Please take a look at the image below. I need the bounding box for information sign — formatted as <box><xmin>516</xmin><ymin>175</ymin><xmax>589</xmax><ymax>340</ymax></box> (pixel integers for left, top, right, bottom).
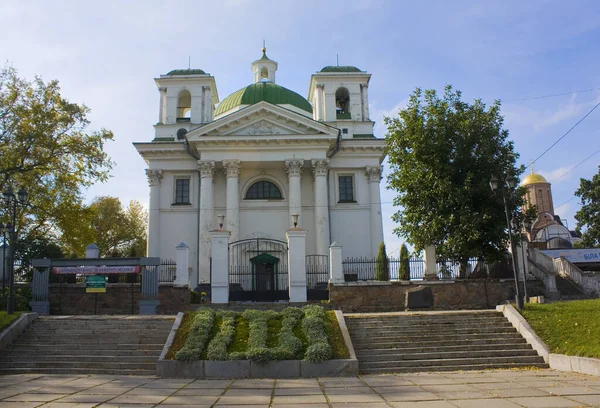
<box><xmin>86</xmin><ymin>275</ymin><xmax>107</xmax><ymax>293</ymax></box>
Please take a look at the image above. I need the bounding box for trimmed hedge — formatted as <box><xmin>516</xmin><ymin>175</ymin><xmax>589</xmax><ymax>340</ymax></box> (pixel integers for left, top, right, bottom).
<box><xmin>206</xmin><ymin>310</ymin><xmax>237</xmax><ymax>360</ymax></box>
<box><xmin>175</xmin><ymin>308</ymin><xmax>215</xmax><ymax>361</ymax></box>
<box><xmin>302</xmin><ymin>305</ymin><xmax>332</xmax><ymax>362</ymax></box>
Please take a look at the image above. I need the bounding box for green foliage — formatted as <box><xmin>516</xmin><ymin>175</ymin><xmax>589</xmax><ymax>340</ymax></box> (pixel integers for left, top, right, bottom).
<box><xmin>0</xmin><ymin>311</ymin><xmax>22</xmax><ymax>331</ymax></box>
<box><xmin>399</xmin><ymin>243</ymin><xmax>410</xmax><ymax>280</ymax></box>
<box><xmin>324</xmin><ymin>311</ymin><xmax>350</xmax><ymax>359</ymax></box>
<box><xmin>385</xmin><ymin>86</ymin><xmax>524</xmax><ymax>263</ymax></box>
<box><xmin>375</xmin><ymin>242</ymin><xmax>389</xmax><ymax>281</ymax></box>
<box><xmin>190</xmin><ymin>291</ymin><xmax>202</xmax><ymax>304</ymax></box>
<box><xmin>521</xmin><ymin>299</ymin><xmax>600</xmax><ymax>358</ymax></box>
<box><xmin>302</xmin><ymin>305</ymin><xmax>332</xmax><ymax>362</ymax></box>
<box><xmin>206</xmin><ymin>311</ymin><xmax>237</xmax><ymax>360</ymax></box>
<box><xmin>175</xmin><ymin>308</ymin><xmax>215</xmax><ymax>361</ymax></box>
<box><xmin>243</xmin><ymin>309</ymin><xmax>275</xmax><ymax>363</ymax></box>
<box><xmin>0</xmin><ymin>287</ymin><xmax>31</xmax><ymax>312</ymax></box>
<box><xmin>60</xmin><ymin>196</ymin><xmax>148</xmax><ymax>258</ymax></box>
<box><xmin>0</xmin><ymin>64</ymin><xmax>113</xmax><ymax>247</ymax></box>
<box><xmin>574</xmin><ymin>165</ymin><xmax>600</xmax><ymax>248</ymax></box>
<box><xmin>165</xmin><ymin>312</ymin><xmax>194</xmax><ymax>360</ymax></box>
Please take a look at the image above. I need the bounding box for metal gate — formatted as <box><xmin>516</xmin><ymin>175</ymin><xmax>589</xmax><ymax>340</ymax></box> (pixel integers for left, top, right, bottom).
<box><xmin>229</xmin><ymin>238</ymin><xmax>289</xmax><ymax>302</ymax></box>
<box><xmin>306</xmin><ymin>255</ymin><xmax>329</xmax><ymax>300</ymax></box>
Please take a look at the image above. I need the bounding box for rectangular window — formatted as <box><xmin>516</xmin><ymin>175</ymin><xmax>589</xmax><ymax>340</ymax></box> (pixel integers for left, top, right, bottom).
<box><xmin>174</xmin><ymin>178</ymin><xmax>190</xmax><ymax>204</ymax></box>
<box><xmin>338</xmin><ymin>175</ymin><xmax>355</xmax><ymax>202</ymax></box>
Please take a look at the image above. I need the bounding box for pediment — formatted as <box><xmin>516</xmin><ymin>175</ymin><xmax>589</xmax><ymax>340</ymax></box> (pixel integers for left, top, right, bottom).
<box><xmin>186</xmin><ymin>101</ymin><xmax>338</xmax><ymax>140</ymax></box>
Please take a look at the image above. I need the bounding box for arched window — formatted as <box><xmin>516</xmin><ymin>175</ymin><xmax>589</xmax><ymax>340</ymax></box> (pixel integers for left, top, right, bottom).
<box><xmin>335</xmin><ymin>87</ymin><xmax>350</xmax><ymax>119</ymax></box>
<box><xmin>245</xmin><ymin>181</ymin><xmax>283</xmax><ymax>200</ymax></box>
<box><xmin>260</xmin><ymin>67</ymin><xmax>269</xmax><ymax>81</ymax></box>
<box><xmin>177</xmin><ymin>90</ymin><xmax>191</xmax><ymax>121</ymax></box>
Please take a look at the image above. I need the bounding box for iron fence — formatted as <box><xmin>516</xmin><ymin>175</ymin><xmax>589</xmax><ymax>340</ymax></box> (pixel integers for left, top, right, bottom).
<box><xmin>306</xmin><ymin>255</ymin><xmax>329</xmax><ymax>300</ymax></box>
<box><xmin>158</xmin><ymin>258</ymin><xmax>176</xmax><ymax>282</ymax></box>
<box><xmin>343</xmin><ymin>256</ymin><xmax>513</xmax><ymax>281</ymax></box>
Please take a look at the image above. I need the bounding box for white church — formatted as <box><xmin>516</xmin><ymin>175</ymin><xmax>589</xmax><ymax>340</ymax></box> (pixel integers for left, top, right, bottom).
<box><xmin>134</xmin><ymin>48</ymin><xmax>385</xmax><ymax>297</ymax></box>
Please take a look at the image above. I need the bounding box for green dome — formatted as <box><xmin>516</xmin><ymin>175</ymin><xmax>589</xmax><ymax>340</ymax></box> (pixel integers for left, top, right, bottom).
<box><xmin>166</xmin><ymin>69</ymin><xmax>207</xmax><ymax>75</ymax></box>
<box><xmin>320</xmin><ymin>66</ymin><xmax>362</xmax><ymax>73</ymax></box>
<box><xmin>215</xmin><ymin>82</ymin><xmax>312</xmax><ymax>116</ymax></box>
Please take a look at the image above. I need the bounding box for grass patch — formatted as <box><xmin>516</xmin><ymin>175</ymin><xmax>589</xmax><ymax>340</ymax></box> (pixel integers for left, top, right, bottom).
<box><xmin>0</xmin><ymin>312</ymin><xmax>22</xmax><ymax>332</ymax></box>
<box><xmin>325</xmin><ymin>311</ymin><xmax>350</xmax><ymax>359</ymax></box>
<box><xmin>201</xmin><ymin>314</ymin><xmax>223</xmax><ymax>360</ymax></box>
<box><xmin>266</xmin><ymin>317</ymin><xmax>282</xmax><ymax>348</ymax></box>
<box><xmin>293</xmin><ymin>319</ymin><xmax>308</xmax><ymax>350</ymax></box>
<box><xmin>521</xmin><ymin>299</ymin><xmax>600</xmax><ymax>358</ymax></box>
<box><xmin>229</xmin><ymin>315</ymin><xmax>249</xmax><ymax>354</ymax></box>
<box><xmin>165</xmin><ymin>312</ymin><xmax>194</xmax><ymax>360</ymax></box>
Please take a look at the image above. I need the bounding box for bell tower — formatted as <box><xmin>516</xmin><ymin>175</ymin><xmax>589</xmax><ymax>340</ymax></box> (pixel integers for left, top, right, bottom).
<box><xmin>251</xmin><ymin>46</ymin><xmax>278</xmax><ymax>83</ymax></box>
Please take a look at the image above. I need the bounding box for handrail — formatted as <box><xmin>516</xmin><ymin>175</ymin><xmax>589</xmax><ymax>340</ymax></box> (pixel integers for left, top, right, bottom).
<box><xmin>553</xmin><ymin>256</ymin><xmax>600</xmax><ymax>296</ymax></box>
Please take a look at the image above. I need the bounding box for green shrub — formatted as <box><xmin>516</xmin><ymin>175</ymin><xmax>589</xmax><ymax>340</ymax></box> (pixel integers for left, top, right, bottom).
<box><xmin>190</xmin><ymin>291</ymin><xmax>202</xmax><ymax>304</ymax></box>
<box><xmin>242</xmin><ymin>309</ymin><xmax>276</xmax><ymax>363</ymax></box>
<box><xmin>206</xmin><ymin>311</ymin><xmax>237</xmax><ymax>360</ymax></box>
<box><xmin>301</xmin><ymin>305</ymin><xmax>332</xmax><ymax>362</ymax></box>
<box><xmin>399</xmin><ymin>243</ymin><xmax>410</xmax><ymax>280</ymax></box>
<box><xmin>274</xmin><ymin>307</ymin><xmax>304</xmax><ymax>360</ymax></box>
<box><xmin>175</xmin><ymin>308</ymin><xmax>215</xmax><ymax>361</ymax></box>
<box><xmin>375</xmin><ymin>242</ymin><xmax>389</xmax><ymax>281</ymax></box>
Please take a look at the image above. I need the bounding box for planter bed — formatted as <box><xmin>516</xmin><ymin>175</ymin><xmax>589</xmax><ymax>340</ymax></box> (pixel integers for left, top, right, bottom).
<box><xmin>157</xmin><ymin>306</ymin><xmax>358</xmax><ymax>378</ymax></box>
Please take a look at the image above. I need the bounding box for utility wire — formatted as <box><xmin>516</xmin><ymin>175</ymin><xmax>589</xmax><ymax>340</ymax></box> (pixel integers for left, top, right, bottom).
<box><xmin>526</xmin><ymin>101</ymin><xmax>600</xmax><ymax>170</ymax></box>
<box><xmin>503</xmin><ymin>86</ymin><xmax>600</xmax><ymax>103</ymax></box>
<box><xmin>551</xmin><ymin>147</ymin><xmax>600</xmax><ymax>210</ymax></box>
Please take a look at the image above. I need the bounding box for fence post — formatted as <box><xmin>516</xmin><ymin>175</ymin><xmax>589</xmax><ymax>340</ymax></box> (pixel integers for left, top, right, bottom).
<box><xmin>424</xmin><ymin>245</ymin><xmax>438</xmax><ymax>280</ymax></box>
<box><xmin>85</xmin><ymin>243</ymin><xmax>100</xmax><ymax>259</ymax></box>
<box><xmin>210</xmin><ymin>230</ymin><xmax>230</xmax><ymax>304</ymax></box>
<box><xmin>140</xmin><ymin>257</ymin><xmax>160</xmax><ymax>314</ymax></box>
<box><xmin>30</xmin><ymin>258</ymin><xmax>51</xmax><ymax>315</ymax></box>
<box><xmin>329</xmin><ymin>242</ymin><xmax>344</xmax><ymax>283</ymax></box>
<box><xmin>174</xmin><ymin>242</ymin><xmax>190</xmax><ymax>287</ymax></box>
<box><xmin>286</xmin><ymin>227</ymin><xmax>308</xmax><ymax>303</ymax></box>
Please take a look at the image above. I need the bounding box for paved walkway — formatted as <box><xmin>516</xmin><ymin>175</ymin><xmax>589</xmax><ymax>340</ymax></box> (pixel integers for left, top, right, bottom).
<box><xmin>0</xmin><ymin>369</ymin><xmax>599</xmax><ymax>407</ymax></box>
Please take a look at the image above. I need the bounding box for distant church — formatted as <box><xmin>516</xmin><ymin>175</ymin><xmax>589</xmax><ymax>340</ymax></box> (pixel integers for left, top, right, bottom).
<box><xmin>521</xmin><ymin>170</ymin><xmax>582</xmax><ymax>249</ymax></box>
<box><xmin>134</xmin><ymin>48</ymin><xmax>385</xmax><ymax>288</ymax></box>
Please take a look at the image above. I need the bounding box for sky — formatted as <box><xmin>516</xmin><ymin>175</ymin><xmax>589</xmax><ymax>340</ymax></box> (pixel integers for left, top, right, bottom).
<box><xmin>2</xmin><ymin>0</ymin><xmax>600</xmax><ymax>257</ymax></box>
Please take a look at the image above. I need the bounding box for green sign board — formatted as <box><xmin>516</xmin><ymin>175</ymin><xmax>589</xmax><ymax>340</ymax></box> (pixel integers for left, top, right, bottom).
<box><xmin>86</xmin><ymin>275</ymin><xmax>106</xmax><ymax>293</ymax></box>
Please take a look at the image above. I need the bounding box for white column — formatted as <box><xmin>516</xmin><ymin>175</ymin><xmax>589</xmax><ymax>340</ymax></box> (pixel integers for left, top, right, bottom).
<box><xmin>174</xmin><ymin>242</ymin><xmax>190</xmax><ymax>287</ymax></box>
<box><xmin>203</xmin><ymin>86</ymin><xmax>212</xmax><ymax>122</ymax></box>
<box><xmin>312</xmin><ymin>159</ymin><xmax>330</xmax><ymax>255</ymax></box>
<box><xmin>145</xmin><ymin>169</ymin><xmax>163</xmax><ymax>257</ymax></box>
<box><xmin>329</xmin><ymin>242</ymin><xmax>344</xmax><ymax>283</ymax></box>
<box><xmin>424</xmin><ymin>245</ymin><xmax>438</xmax><ymax>281</ymax></box>
<box><xmin>360</xmin><ymin>84</ymin><xmax>369</xmax><ymax>120</ymax></box>
<box><xmin>222</xmin><ymin>159</ymin><xmax>241</xmax><ymax>242</ymax></box>
<box><xmin>198</xmin><ymin>160</ymin><xmax>215</xmax><ymax>284</ymax></box>
<box><xmin>210</xmin><ymin>230</ymin><xmax>230</xmax><ymax>303</ymax></box>
<box><xmin>85</xmin><ymin>244</ymin><xmax>99</xmax><ymax>259</ymax></box>
<box><xmin>365</xmin><ymin>166</ymin><xmax>384</xmax><ymax>256</ymax></box>
<box><xmin>285</xmin><ymin>159</ymin><xmax>303</xmax><ymax>228</ymax></box>
<box><xmin>158</xmin><ymin>87</ymin><xmax>167</xmax><ymax>124</ymax></box>
<box><xmin>315</xmin><ymin>84</ymin><xmax>324</xmax><ymax>121</ymax></box>
<box><xmin>286</xmin><ymin>228</ymin><xmax>308</xmax><ymax>303</ymax></box>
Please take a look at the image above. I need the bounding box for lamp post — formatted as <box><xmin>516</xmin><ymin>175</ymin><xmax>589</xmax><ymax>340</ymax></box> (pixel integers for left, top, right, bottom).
<box><xmin>1</xmin><ymin>186</ymin><xmax>28</xmax><ymax>314</ymax></box>
<box><xmin>490</xmin><ymin>175</ymin><xmax>524</xmax><ymax>310</ymax></box>
<box><xmin>512</xmin><ymin>216</ymin><xmax>533</xmax><ymax>304</ymax></box>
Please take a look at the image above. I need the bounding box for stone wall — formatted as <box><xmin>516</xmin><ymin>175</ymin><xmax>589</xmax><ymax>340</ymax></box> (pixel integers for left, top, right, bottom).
<box><xmin>48</xmin><ymin>283</ymin><xmax>190</xmax><ymax>315</ymax></box>
<box><xmin>329</xmin><ymin>280</ymin><xmax>544</xmax><ymax>312</ymax></box>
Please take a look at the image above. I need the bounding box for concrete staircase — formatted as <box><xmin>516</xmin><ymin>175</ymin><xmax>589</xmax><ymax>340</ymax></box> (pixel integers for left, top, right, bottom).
<box><xmin>345</xmin><ymin>310</ymin><xmax>548</xmax><ymax>374</ymax></box>
<box><xmin>0</xmin><ymin>315</ymin><xmax>174</xmax><ymax>375</ymax></box>
<box><xmin>555</xmin><ymin>276</ymin><xmax>589</xmax><ymax>300</ymax></box>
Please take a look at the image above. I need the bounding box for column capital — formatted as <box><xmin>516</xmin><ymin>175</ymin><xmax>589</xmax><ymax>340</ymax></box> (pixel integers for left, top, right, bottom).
<box><xmin>316</xmin><ymin>84</ymin><xmax>325</xmax><ymax>90</ymax></box>
<box><xmin>158</xmin><ymin>87</ymin><xmax>167</xmax><ymax>93</ymax></box>
<box><xmin>285</xmin><ymin>159</ymin><xmax>304</xmax><ymax>177</ymax></box>
<box><xmin>198</xmin><ymin>160</ymin><xmax>215</xmax><ymax>178</ymax></box>
<box><xmin>360</xmin><ymin>83</ymin><xmax>369</xmax><ymax>89</ymax></box>
<box><xmin>365</xmin><ymin>166</ymin><xmax>383</xmax><ymax>182</ymax></box>
<box><xmin>145</xmin><ymin>169</ymin><xmax>163</xmax><ymax>186</ymax></box>
<box><xmin>311</xmin><ymin>159</ymin><xmax>330</xmax><ymax>178</ymax></box>
<box><xmin>222</xmin><ymin>159</ymin><xmax>241</xmax><ymax>178</ymax></box>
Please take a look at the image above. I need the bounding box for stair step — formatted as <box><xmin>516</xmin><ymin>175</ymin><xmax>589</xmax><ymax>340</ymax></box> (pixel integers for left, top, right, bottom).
<box><xmin>359</xmin><ymin>362</ymin><xmax>549</xmax><ymax>374</ymax></box>
<box><xmin>1</xmin><ymin>361</ymin><xmax>157</xmax><ymax>369</ymax></box>
<box><xmin>0</xmin><ymin>355</ymin><xmax>159</xmax><ymax>363</ymax></box>
<box><xmin>0</xmin><ymin>368</ymin><xmax>157</xmax><ymax>376</ymax></box>
<box><xmin>350</xmin><ymin>333</ymin><xmax>524</xmax><ymax>344</ymax></box>
<box><xmin>349</xmin><ymin>327</ymin><xmax>516</xmax><ymax>337</ymax></box>
<box><xmin>355</xmin><ymin>343</ymin><xmax>532</xmax><ymax>354</ymax></box>
<box><xmin>2</xmin><ymin>348</ymin><xmax>162</xmax><ymax>356</ymax></box>
<box><xmin>359</xmin><ymin>355</ymin><xmax>545</xmax><ymax>369</ymax></box>
<box><xmin>357</xmin><ymin>349</ymin><xmax>540</xmax><ymax>362</ymax></box>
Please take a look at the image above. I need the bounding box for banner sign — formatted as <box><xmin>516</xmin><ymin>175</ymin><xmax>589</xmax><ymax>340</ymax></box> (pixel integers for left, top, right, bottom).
<box><xmin>86</xmin><ymin>276</ymin><xmax>106</xmax><ymax>293</ymax></box>
<box><xmin>541</xmin><ymin>248</ymin><xmax>600</xmax><ymax>263</ymax></box>
<box><xmin>52</xmin><ymin>266</ymin><xmax>141</xmax><ymax>275</ymax></box>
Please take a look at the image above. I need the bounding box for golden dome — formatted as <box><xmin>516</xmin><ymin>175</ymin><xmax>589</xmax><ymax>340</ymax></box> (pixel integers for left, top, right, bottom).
<box><xmin>521</xmin><ymin>172</ymin><xmax>548</xmax><ymax>186</ymax></box>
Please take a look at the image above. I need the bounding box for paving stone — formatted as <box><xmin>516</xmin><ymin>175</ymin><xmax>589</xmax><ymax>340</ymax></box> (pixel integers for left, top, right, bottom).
<box><xmin>507</xmin><ymin>396</ymin><xmax>583</xmax><ymax>407</ymax></box>
<box><xmin>229</xmin><ymin>379</ymin><xmax>274</xmax><ymax>389</ymax></box>
<box><xmin>57</xmin><ymin>394</ymin><xmax>117</xmax><ymax>403</ymax></box>
<box><xmin>325</xmin><ymin>386</ymin><xmax>376</xmax><ymax>395</ymax></box>
<box><xmin>3</xmin><ymin>393</ymin><xmax>62</xmax><ymax>402</ymax></box>
<box><xmin>160</xmin><ymin>395</ymin><xmax>220</xmax><ymax>405</ymax></box>
<box><xmin>326</xmin><ymin>393</ymin><xmax>385</xmax><ymax>403</ymax></box>
<box><xmin>539</xmin><ymin>386</ymin><xmax>600</xmax><ymax>395</ymax></box>
<box><xmin>450</xmin><ymin>399</ymin><xmax>524</xmax><ymax>408</ymax></box>
<box><xmin>566</xmin><ymin>394</ymin><xmax>600</xmax><ymax>405</ymax></box>
<box><xmin>390</xmin><ymin>402</ymin><xmax>460</xmax><ymax>408</ymax></box>
<box><xmin>489</xmin><ymin>388</ymin><xmax>552</xmax><ymax>398</ymax></box>
<box><xmin>108</xmin><ymin>394</ymin><xmax>168</xmax><ymax>404</ymax></box>
<box><xmin>273</xmin><ymin>387</ymin><xmax>323</xmax><ymax>396</ymax></box>
<box><xmin>216</xmin><ymin>395</ymin><xmax>272</xmax><ymax>405</ymax></box>
<box><xmin>361</xmin><ymin>375</ymin><xmax>415</xmax><ymax>387</ymax></box>
<box><xmin>271</xmin><ymin>394</ymin><xmax>327</xmax><ymax>404</ymax></box>
<box><xmin>185</xmin><ymin>379</ymin><xmax>233</xmax><ymax>389</ymax></box>
<box><xmin>123</xmin><ymin>387</ymin><xmax>176</xmax><ymax>396</ymax></box>
<box><xmin>0</xmin><ymin>403</ymin><xmax>40</xmax><ymax>408</ymax></box>
<box><xmin>275</xmin><ymin>379</ymin><xmax>319</xmax><ymax>388</ymax></box>
<box><xmin>172</xmin><ymin>388</ymin><xmax>225</xmax><ymax>396</ymax></box>
<box><xmin>223</xmin><ymin>389</ymin><xmax>273</xmax><ymax>397</ymax></box>
<box><xmin>273</xmin><ymin>404</ymin><xmax>328</xmax><ymax>408</ymax></box>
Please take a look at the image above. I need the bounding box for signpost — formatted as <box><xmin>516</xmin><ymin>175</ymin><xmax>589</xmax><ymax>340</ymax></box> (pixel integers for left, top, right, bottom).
<box><xmin>86</xmin><ymin>276</ymin><xmax>106</xmax><ymax>293</ymax></box>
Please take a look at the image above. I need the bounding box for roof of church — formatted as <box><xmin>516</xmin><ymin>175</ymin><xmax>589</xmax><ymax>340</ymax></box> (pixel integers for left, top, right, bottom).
<box><xmin>320</xmin><ymin>66</ymin><xmax>362</xmax><ymax>73</ymax></box>
<box><xmin>215</xmin><ymin>82</ymin><xmax>313</xmax><ymax>116</ymax></box>
<box><xmin>166</xmin><ymin>69</ymin><xmax>207</xmax><ymax>76</ymax></box>
<box><xmin>521</xmin><ymin>171</ymin><xmax>548</xmax><ymax>186</ymax></box>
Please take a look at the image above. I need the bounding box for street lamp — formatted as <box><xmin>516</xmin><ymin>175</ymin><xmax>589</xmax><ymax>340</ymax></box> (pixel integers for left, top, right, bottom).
<box><xmin>490</xmin><ymin>175</ymin><xmax>524</xmax><ymax>310</ymax></box>
<box><xmin>1</xmin><ymin>186</ymin><xmax>28</xmax><ymax>314</ymax></box>
<box><xmin>512</xmin><ymin>216</ymin><xmax>533</xmax><ymax>303</ymax></box>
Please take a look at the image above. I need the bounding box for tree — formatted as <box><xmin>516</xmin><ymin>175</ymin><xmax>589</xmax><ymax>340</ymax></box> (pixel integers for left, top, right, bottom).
<box><xmin>385</xmin><ymin>86</ymin><xmax>525</xmax><ymax>274</ymax></box>
<box><xmin>574</xmin><ymin>165</ymin><xmax>600</xmax><ymax>247</ymax></box>
<box><xmin>60</xmin><ymin>197</ymin><xmax>148</xmax><ymax>257</ymax></box>
<box><xmin>375</xmin><ymin>242</ymin><xmax>389</xmax><ymax>281</ymax></box>
<box><xmin>0</xmin><ymin>64</ymin><xmax>113</xmax><ymax>242</ymax></box>
<box><xmin>399</xmin><ymin>243</ymin><xmax>410</xmax><ymax>280</ymax></box>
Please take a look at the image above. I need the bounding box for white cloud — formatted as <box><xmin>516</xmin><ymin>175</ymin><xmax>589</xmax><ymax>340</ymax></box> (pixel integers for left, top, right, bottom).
<box><xmin>538</xmin><ymin>166</ymin><xmax>575</xmax><ymax>184</ymax></box>
<box><xmin>370</xmin><ymin>99</ymin><xmax>409</xmax><ymax>137</ymax></box>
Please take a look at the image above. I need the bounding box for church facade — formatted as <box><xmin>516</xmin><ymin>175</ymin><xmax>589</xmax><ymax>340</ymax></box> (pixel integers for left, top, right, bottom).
<box><xmin>134</xmin><ymin>49</ymin><xmax>385</xmax><ymax>289</ymax></box>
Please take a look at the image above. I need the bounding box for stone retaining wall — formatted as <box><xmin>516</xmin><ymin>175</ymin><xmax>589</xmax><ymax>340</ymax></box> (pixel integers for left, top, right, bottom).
<box><xmin>48</xmin><ymin>283</ymin><xmax>189</xmax><ymax>315</ymax></box>
<box><xmin>329</xmin><ymin>280</ymin><xmax>544</xmax><ymax>312</ymax></box>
